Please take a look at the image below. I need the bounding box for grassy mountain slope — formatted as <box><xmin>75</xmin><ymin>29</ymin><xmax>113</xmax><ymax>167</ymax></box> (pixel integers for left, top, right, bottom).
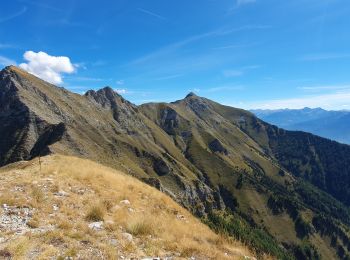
<box><xmin>1</xmin><ymin>66</ymin><xmax>350</xmax><ymax>259</ymax></box>
<box><xmin>141</xmin><ymin>94</ymin><xmax>350</xmax><ymax>259</ymax></box>
<box><xmin>0</xmin><ymin>155</ymin><xmax>254</xmax><ymax>259</ymax></box>
<box><xmin>0</xmin><ymin>66</ymin><xmax>219</xmax><ymax>214</ymax></box>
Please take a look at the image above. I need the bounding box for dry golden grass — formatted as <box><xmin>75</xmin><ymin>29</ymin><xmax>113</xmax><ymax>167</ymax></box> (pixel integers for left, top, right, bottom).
<box><xmin>85</xmin><ymin>204</ymin><xmax>105</xmax><ymax>222</ymax></box>
<box><xmin>0</xmin><ymin>154</ymin><xmax>255</xmax><ymax>259</ymax></box>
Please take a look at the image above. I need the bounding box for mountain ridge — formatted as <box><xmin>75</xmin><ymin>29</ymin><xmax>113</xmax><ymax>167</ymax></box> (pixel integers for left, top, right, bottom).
<box><xmin>2</xmin><ymin>66</ymin><xmax>350</xmax><ymax>259</ymax></box>
<box><xmin>252</xmin><ymin>107</ymin><xmax>350</xmax><ymax>144</ymax></box>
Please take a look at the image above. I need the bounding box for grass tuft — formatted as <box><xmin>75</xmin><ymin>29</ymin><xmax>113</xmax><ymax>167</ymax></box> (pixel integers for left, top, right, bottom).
<box><xmin>126</xmin><ymin>218</ymin><xmax>154</xmax><ymax>236</ymax></box>
<box><xmin>85</xmin><ymin>204</ymin><xmax>105</xmax><ymax>222</ymax></box>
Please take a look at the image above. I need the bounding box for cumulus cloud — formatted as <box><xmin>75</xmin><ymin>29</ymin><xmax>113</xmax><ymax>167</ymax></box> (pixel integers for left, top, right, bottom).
<box><xmin>19</xmin><ymin>51</ymin><xmax>75</xmax><ymax>84</ymax></box>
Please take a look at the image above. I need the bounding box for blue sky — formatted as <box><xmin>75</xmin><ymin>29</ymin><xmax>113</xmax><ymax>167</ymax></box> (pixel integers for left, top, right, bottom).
<box><xmin>1</xmin><ymin>0</ymin><xmax>350</xmax><ymax>109</ymax></box>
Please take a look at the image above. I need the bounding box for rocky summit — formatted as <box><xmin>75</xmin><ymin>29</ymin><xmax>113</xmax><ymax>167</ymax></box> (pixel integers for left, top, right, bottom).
<box><xmin>1</xmin><ymin>66</ymin><xmax>350</xmax><ymax>259</ymax></box>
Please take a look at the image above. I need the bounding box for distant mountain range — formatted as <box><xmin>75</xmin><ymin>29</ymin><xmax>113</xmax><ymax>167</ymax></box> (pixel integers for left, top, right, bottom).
<box><xmin>2</xmin><ymin>66</ymin><xmax>350</xmax><ymax>259</ymax></box>
<box><xmin>251</xmin><ymin>108</ymin><xmax>350</xmax><ymax>144</ymax></box>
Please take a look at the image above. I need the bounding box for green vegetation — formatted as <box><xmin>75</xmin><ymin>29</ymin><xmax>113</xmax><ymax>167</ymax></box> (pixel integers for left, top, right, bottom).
<box><xmin>205</xmin><ymin>210</ymin><xmax>293</xmax><ymax>259</ymax></box>
<box><xmin>265</xmin><ymin>125</ymin><xmax>350</xmax><ymax>207</ymax></box>
<box><xmin>292</xmin><ymin>240</ymin><xmax>320</xmax><ymax>260</ymax></box>
<box><xmin>3</xmin><ymin>67</ymin><xmax>350</xmax><ymax>259</ymax></box>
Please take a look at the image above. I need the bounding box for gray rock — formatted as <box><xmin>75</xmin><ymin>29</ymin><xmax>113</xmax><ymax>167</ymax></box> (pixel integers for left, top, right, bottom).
<box><xmin>121</xmin><ymin>232</ymin><xmax>133</xmax><ymax>242</ymax></box>
<box><xmin>88</xmin><ymin>221</ymin><xmax>104</xmax><ymax>231</ymax></box>
<box><xmin>0</xmin><ymin>205</ymin><xmax>34</xmax><ymax>234</ymax></box>
<box><xmin>54</xmin><ymin>190</ymin><xmax>69</xmax><ymax>197</ymax></box>
<box><xmin>109</xmin><ymin>238</ymin><xmax>118</xmax><ymax>246</ymax></box>
<box><xmin>119</xmin><ymin>199</ymin><xmax>130</xmax><ymax>205</ymax></box>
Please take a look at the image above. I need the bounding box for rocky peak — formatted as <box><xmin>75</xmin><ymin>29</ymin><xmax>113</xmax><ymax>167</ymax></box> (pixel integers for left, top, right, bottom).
<box><xmin>0</xmin><ymin>66</ymin><xmax>21</xmax><ymax>84</ymax></box>
<box><xmin>183</xmin><ymin>92</ymin><xmax>211</xmax><ymax>115</ymax></box>
<box><xmin>85</xmin><ymin>86</ymin><xmax>125</xmax><ymax>109</ymax></box>
<box><xmin>1</xmin><ymin>66</ymin><xmax>34</xmax><ymax>82</ymax></box>
<box><xmin>185</xmin><ymin>92</ymin><xmax>198</xmax><ymax>99</ymax></box>
<box><xmin>1</xmin><ymin>65</ymin><xmax>17</xmax><ymax>75</ymax></box>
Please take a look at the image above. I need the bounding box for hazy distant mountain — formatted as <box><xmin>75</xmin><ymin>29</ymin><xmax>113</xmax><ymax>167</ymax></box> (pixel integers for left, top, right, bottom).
<box><xmin>3</xmin><ymin>66</ymin><xmax>350</xmax><ymax>259</ymax></box>
<box><xmin>252</xmin><ymin>107</ymin><xmax>350</xmax><ymax>144</ymax></box>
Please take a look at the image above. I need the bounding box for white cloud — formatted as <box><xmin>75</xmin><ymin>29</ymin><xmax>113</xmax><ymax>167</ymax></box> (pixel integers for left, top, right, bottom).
<box><xmin>155</xmin><ymin>74</ymin><xmax>183</xmax><ymax>81</ymax></box>
<box><xmin>128</xmin><ymin>25</ymin><xmax>269</xmax><ymax>67</ymax></box>
<box><xmin>237</xmin><ymin>91</ymin><xmax>350</xmax><ymax>110</ymax></box>
<box><xmin>188</xmin><ymin>88</ymin><xmax>201</xmax><ymax>93</ymax></box>
<box><xmin>114</xmin><ymin>89</ymin><xmax>127</xmax><ymax>94</ymax></box>
<box><xmin>69</xmin><ymin>76</ymin><xmax>104</xmax><ymax>82</ymax></box>
<box><xmin>223</xmin><ymin>70</ymin><xmax>244</xmax><ymax>77</ymax></box>
<box><xmin>0</xmin><ymin>56</ymin><xmax>17</xmax><ymax>66</ymax></box>
<box><xmin>0</xmin><ymin>43</ymin><xmax>16</xmax><ymax>49</ymax></box>
<box><xmin>207</xmin><ymin>85</ymin><xmax>244</xmax><ymax>92</ymax></box>
<box><xmin>0</xmin><ymin>6</ymin><xmax>27</xmax><ymax>24</ymax></box>
<box><xmin>236</xmin><ymin>0</ymin><xmax>256</xmax><ymax>6</ymax></box>
<box><xmin>19</xmin><ymin>51</ymin><xmax>75</xmax><ymax>84</ymax></box>
<box><xmin>298</xmin><ymin>85</ymin><xmax>350</xmax><ymax>92</ymax></box>
<box><xmin>116</xmin><ymin>80</ymin><xmax>124</xmax><ymax>85</ymax></box>
<box><xmin>138</xmin><ymin>8</ymin><xmax>166</xmax><ymax>20</ymax></box>
<box><xmin>223</xmin><ymin>65</ymin><xmax>260</xmax><ymax>77</ymax></box>
<box><xmin>300</xmin><ymin>53</ymin><xmax>350</xmax><ymax>61</ymax></box>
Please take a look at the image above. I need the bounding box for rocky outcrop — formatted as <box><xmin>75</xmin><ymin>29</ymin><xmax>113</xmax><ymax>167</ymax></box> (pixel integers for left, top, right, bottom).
<box><xmin>160</xmin><ymin>107</ymin><xmax>179</xmax><ymax>135</ymax></box>
<box><xmin>85</xmin><ymin>87</ymin><xmax>147</xmax><ymax>134</ymax></box>
<box><xmin>178</xmin><ymin>180</ymin><xmax>225</xmax><ymax>217</ymax></box>
<box><xmin>209</xmin><ymin>139</ymin><xmax>228</xmax><ymax>155</ymax></box>
<box><xmin>153</xmin><ymin>157</ymin><xmax>171</xmax><ymax>176</ymax></box>
<box><xmin>0</xmin><ymin>68</ymin><xmax>69</xmax><ymax>165</ymax></box>
<box><xmin>141</xmin><ymin>177</ymin><xmax>164</xmax><ymax>191</ymax></box>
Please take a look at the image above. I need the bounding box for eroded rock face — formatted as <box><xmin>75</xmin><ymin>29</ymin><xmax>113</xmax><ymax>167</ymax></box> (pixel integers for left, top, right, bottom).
<box><xmin>178</xmin><ymin>180</ymin><xmax>225</xmax><ymax>217</ymax></box>
<box><xmin>141</xmin><ymin>177</ymin><xmax>164</xmax><ymax>191</ymax></box>
<box><xmin>184</xmin><ymin>94</ymin><xmax>210</xmax><ymax>116</ymax></box>
<box><xmin>153</xmin><ymin>157</ymin><xmax>171</xmax><ymax>176</ymax></box>
<box><xmin>85</xmin><ymin>87</ymin><xmax>147</xmax><ymax>133</ymax></box>
<box><xmin>0</xmin><ymin>68</ymin><xmax>68</xmax><ymax>165</ymax></box>
<box><xmin>209</xmin><ymin>139</ymin><xmax>228</xmax><ymax>155</ymax></box>
<box><xmin>160</xmin><ymin>107</ymin><xmax>179</xmax><ymax>135</ymax></box>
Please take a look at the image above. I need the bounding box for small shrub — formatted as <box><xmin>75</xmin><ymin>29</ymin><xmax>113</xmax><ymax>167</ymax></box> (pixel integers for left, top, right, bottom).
<box><xmin>102</xmin><ymin>199</ymin><xmax>114</xmax><ymax>212</ymax></box>
<box><xmin>0</xmin><ymin>249</ymin><xmax>12</xmax><ymax>258</ymax></box>
<box><xmin>180</xmin><ymin>246</ymin><xmax>200</xmax><ymax>257</ymax></box>
<box><xmin>31</xmin><ymin>186</ymin><xmax>44</xmax><ymax>203</ymax></box>
<box><xmin>85</xmin><ymin>205</ymin><xmax>104</xmax><ymax>222</ymax></box>
<box><xmin>50</xmin><ymin>184</ymin><xmax>60</xmax><ymax>193</ymax></box>
<box><xmin>6</xmin><ymin>237</ymin><xmax>30</xmax><ymax>258</ymax></box>
<box><xmin>126</xmin><ymin>219</ymin><xmax>154</xmax><ymax>236</ymax></box>
<box><xmin>57</xmin><ymin>219</ymin><xmax>72</xmax><ymax>230</ymax></box>
<box><xmin>65</xmin><ymin>247</ymin><xmax>78</xmax><ymax>257</ymax></box>
<box><xmin>27</xmin><ymin>218</ymin><xmax>39</xmax><ymax>228</ymax></box>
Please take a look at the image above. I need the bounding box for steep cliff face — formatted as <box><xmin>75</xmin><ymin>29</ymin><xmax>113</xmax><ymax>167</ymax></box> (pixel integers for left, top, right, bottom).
<box><xmin>0</xmin><ymin>67</ymin><xmax>68</xmax><ymax>165</ymax></box>
<box><xmin>1</xmin><ymin>66</ymin><xmax>350</xmax><ymax>259</ymax></box>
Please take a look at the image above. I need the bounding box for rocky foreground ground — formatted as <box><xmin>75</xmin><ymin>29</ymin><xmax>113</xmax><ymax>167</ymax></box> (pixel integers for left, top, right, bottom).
<box><xmin>0</xmin><ymin>155</ymin><xmax>255</xmax><ymax>260</ymax></box>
